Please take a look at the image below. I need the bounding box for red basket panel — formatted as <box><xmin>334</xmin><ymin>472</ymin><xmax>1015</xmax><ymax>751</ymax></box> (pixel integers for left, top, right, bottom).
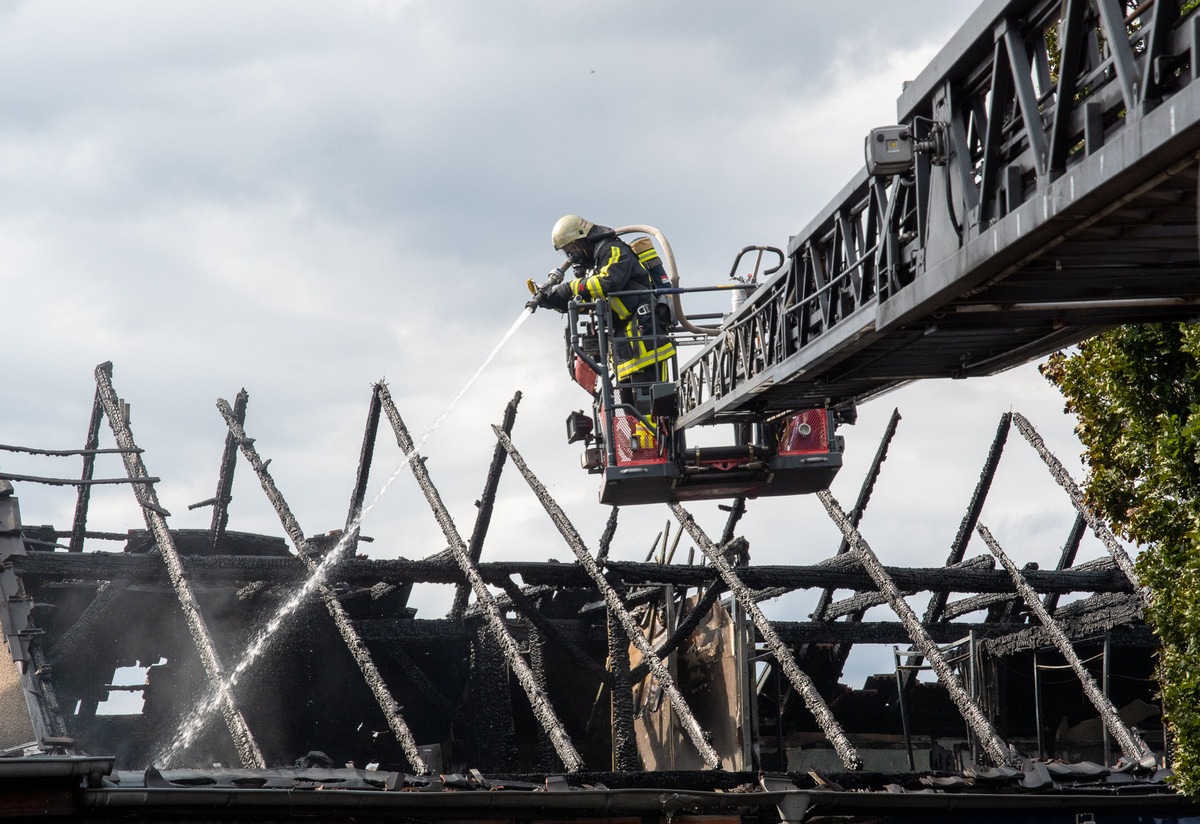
<box><xmin>573</xmin><ymin>356</ymin><xmax>598</xmax><ymax>393</ymax></box>
<box><xmin>778</xmin><ymin>409</ymin><xmax>828</xmax><ymax>455</ymax></box>
<box><xmin>612</xmin><ymin>414</ymin><xmax>666</xmax><ymax>465</ymax></box>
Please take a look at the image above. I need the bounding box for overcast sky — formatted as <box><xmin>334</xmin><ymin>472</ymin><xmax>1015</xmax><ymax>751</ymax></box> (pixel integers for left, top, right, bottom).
<box><xmin>0</xmin><ymin>2</ymin><xmax>1114</xmax><ymax>688</ymax></box>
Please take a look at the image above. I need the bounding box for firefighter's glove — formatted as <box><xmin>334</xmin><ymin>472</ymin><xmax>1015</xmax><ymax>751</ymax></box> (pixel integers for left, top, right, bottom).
<box><xmin>539</xmin><ymin>282</ymin><xmax>573</xmax><ymax>313</ymax></box>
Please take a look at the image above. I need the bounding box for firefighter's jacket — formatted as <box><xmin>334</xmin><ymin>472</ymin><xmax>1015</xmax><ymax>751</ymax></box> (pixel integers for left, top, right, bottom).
<box><xmin>546</xmin><ymin>236</ymin><xmax>676</xmax><ymax>381</ymax></box>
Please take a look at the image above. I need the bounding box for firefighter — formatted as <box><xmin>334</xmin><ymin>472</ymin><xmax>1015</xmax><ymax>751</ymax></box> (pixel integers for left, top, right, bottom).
<box><xmin>531</xmin><ymin>215</ymin><xmax>675</xmax><ymax>387</ymax></box>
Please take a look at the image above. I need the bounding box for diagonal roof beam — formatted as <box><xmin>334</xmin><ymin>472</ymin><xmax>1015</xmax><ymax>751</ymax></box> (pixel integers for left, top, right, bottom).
<box><xmin>492</xmin><ymin>425</ymin><xmax>720</xmax><ymax>769</ymax></box>
<box><xmin>1012</xmin><ymin>412</ymin><xmax>1146</xmax><ymax>604</ymax></box>
<box><xmin>215</xmin><ymin>397</ymin><xmax>427</xmax><ymax>774</ymax></box>
<box><xmin>96</xmin><ymin>363</ymin><xmax>264</xmax><ymax>770</ymax></box>
<box><xmin>450</xmin><ymin>390</ymin><xmax>521</xmax><ymax>621</ymax></box>
<box><xmin>670</xmin><ymin>502</ymin><xmax>862</xmax><ymax>771</ymax></box>
<box><xmin>377</xmin><ymin>385</ymin><xmax>584</xmax><ymax>773</ymax></box>
<box><xmin>977</xmin><ymin>521</ymin><xmax>1153</xmax><ymax>763</ymax></box>
<box><xmin>817</xmin><ymin>489</ymin><xmax>1017</xmax><ymax>767</ymax></box>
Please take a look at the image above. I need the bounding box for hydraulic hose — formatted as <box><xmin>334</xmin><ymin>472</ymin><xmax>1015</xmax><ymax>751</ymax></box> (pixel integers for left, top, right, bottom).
<box><xmin>613</xmin><ymin>224</ymin><xmax>721</xmax><ymax>336</ymax></box>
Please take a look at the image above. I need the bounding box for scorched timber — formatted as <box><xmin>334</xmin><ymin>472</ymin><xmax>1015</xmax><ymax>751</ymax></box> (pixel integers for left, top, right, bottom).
<box><xmin>9</xmin><ymin>552</ymin><xmax>1137</xmax><ymax>595</ymax></box>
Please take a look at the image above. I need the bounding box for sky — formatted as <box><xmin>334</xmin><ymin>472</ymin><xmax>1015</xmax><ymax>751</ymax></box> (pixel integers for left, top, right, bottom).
<box><xmin>0</xmin><ymin>1</ymin><xmax>1119</xmax><ymax>690</ymax></box>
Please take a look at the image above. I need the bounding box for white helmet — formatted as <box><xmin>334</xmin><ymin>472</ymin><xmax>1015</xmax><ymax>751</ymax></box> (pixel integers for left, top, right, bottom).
<box><xmin>551</xmin><ymin>214</ymin><xmax>594</xmax><ymax>251</ymax></box>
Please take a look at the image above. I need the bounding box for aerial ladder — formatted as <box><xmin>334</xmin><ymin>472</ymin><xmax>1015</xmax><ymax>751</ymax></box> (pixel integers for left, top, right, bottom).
<box><xmin>536</xmin><ymin>0</ymin><xmax>1200</xmax><ymax>506</ymax></box>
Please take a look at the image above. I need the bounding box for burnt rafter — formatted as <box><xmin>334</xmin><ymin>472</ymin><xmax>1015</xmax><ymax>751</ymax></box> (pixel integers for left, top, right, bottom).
<box><xmin>451</xmin><ymin>390</ymin><xmax>521</xmax><ymax>621</ymax></box>
<box><xmin>10</xmin><ymin>551</ymin><xmax>1135</xmax><ymax>595</ymax></box>
<box><xmin>670</xmin><ymin>502</ymin><xmax>862</xmax><ymax>770</ymax></box>
<box><xmin>216</xmin><ymin>397</ymin><xmax>428</xmax><ymax>776</ymax></box>
<box><xmin>206</xmin><ymin>389</ymin><xmax>247</xmax><ymax>554</ymax></box>
<box><xmin>818</xmin><ymin>489</ymin><xmax>1017</xmax><ymax>767</ymax></box>
<box><xmin>977</xmin><ymin>522</ymin><xmax>1152</xmax><ymax>761</ymax></box>
<box><xmin>808</xmin><ymin>408</ymin><xmax>903</xmax><ymax>632</ymax></box>
<box><xmin>96</xmin><ymin>363</ymin><xmax>265</xmax><ymax>770</ymax></box>
<box><xmin>1013</xmin><ymin>412</ymin><xmax>1146</xmax><ymax>600</ymax></box>
<box><xmin>493</xmin><ymin>426</ymin><xmax>722</xmax><ymax>770</ymax></box>
<box><xmin>377</xmin><ymin>385</ymin><xmax>585</xmax><ymax>774</ymax></box>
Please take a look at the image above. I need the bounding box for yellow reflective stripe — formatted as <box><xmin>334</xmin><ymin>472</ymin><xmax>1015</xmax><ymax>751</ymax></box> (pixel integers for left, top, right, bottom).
<box><xmin>615</xmin><ymin>342</ymin><xmax>676</xmax><ymax>379</ymax></box>
<box><xmin>597</xmin><ymin>245</ymin><xmax>621</xmax><ymax>278</ymax></box>
<box><xmin>637</xmin><ymin>248</ymin><xmax>658</xmax><ymax>264</ymax></box>
<box><xmin>632</xmin><ymin>419</ymin><xmax>656</xmax><ymax>450</ymax></box>
<box><xmin>610</xmin><ymin>296</ymin><xmax>631</xmax><ymax>318</ymax></box>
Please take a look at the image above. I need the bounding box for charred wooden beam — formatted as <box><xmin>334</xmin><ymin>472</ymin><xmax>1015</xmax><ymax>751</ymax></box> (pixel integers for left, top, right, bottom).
<box><xmin>62</xmin><ymin>592</ymin><xmax>1114</xmax><ymax>651</ymax></box>
<box><xmin>1045</xmin><ymin>513</ymin><xmax>1088</xmax><ymax>615</ymax></box>
<box><xmin>498</xmin><ymin>577</ymin><xmax>609</xmax><ymax>685</ymax></box>
<box><xmin>350</xmin><ymin>613</ymin><xmax>1144</xmax><ymax>650</ymax></box>
<box><xmin>216</xmin><ymin>396</ymin><xmax>426</xmax><ymax>775</ymax></box>
<box><xmin>984</xmin><ymin>593</ymin><xmax>1153</xmax><ymax>656</ymax></box>
<box><xmin>817</xmin><ymin>489</ymin><xmax>1017</xmax><ymax>767</ymax></box>
<box><xmin>1013</xmin><ymin>412</ymin><xmax>1146</xmax><ymax>602</ymax></box>
<box><xmin>0</xmin><ymin>472</ymin><xmax>161</xmax><ymax>487</ymax></box>
<box><xmin>607</xmin><ymin>609</ymin><xmax>640</xmax><ymax>771</ymax></box>
<box><xmin>977</xmin><ymin>522</ymin><xmax>1153</xmax><ymax>762</ymax></box>
<box><xmin>670</xmin><ymin>503</ymin><xmax>861</xmax><ymax>770</ymax></box>
<box><xmin>378</xmin><ymin>640</ymin><xmax>460</xmax><ymax>722</ymax></box>
<box><xmin>943</xmin><ymin>591</ymin><xmax>1020</xmax><ymax>622</ymax></box>
<box><xmin>808</xmin><ymin>409</ymin><xmax>901</xmax><ymax>632</ymax></box>
<box><xmin>11</xmin><ymin>551</ymin><xmax>1137</xmax><ymax>595</ymax></box>
<box><xmin>826</xmin><ymin>589</ymin><xmax>911</xmax><ymax>620</ymax></box>
<box><xmin>0</xmin><ymin>443</ymin><xmax>140</xmax><ymax>457</ymax></box>
<box><xmin>927</xmin><ymin>413</ymin><xmax>1011</xmax><ymax>623</ymax></box>
<box><xmin>493</xmin><ymin>425</ymin><xmax>721</xmax><ymax>770</ymax></box>
<box><xmin>68</xmin><ymin>389</ymin><xmax>105</xmax><ymax>553</ymax></box>
<box><xmin>604</xmin><ymin>561</ymin><xmax>1132</xmax><ymax>594</ymax></box>
<box><xmin>353</xmin><ymin>617</ymin><xmax>605</xmax><ymax>645</ymax></box>
<box><xmin>451</xmin><ymin>391</ymin><xmax>521</xmax><ymax>621</ymax></box>
<box><xmin>208</xmin><ymin>389</ymin><xmax>247</xmax><ymax>554</ymax></box>
<box><xmin>596</xmin><ymin>507</ymin><xmax>619</xmax><ymax>563</ymax></box>
<box><xmin>97</xmin><ymin>363</ymin><xmax>264</xmax><ymax>770</ymax></box>
<box><xmin>341</xmin><ymin>385</ymin><xmax>382</xmax><ymax>562</ymax></box>
<box><xmin>718</xmin><ymin>497</ymin><xmax>746</xmax><ymax>545</ymax></box>
<box><xmin>378</xmin><ymin>385</ymin><xmax>585</xmax><ymax>773</ymax></box>
<box><xmin>770</xmin><ymin>619</ymin><xmax>1029</xmax><ymax>644</ymax></box>
<box><xmin>46</xmin><ymin>579</ymin><xmax>127</xmax><ymax>666</ymax></box>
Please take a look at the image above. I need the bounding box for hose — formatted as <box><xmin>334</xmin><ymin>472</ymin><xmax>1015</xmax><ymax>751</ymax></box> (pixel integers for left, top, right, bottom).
<box><xmin>613</xmin><ymin>224</ymin><xmax>722</xmax><ymax>336</ymax></box>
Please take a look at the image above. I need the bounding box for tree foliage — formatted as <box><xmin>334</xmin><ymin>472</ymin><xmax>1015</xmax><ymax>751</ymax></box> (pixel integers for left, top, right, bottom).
<box><xmin>1042</xmin><ymin>323</ymin><xmax>1200</xmax><ymax>792</ymax></box>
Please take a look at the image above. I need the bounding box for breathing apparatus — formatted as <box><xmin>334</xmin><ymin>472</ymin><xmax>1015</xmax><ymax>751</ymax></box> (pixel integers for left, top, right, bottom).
<box><xmin>526</xmin><ymin>222</ymin><xmax>724</xmax><ymax>336</ymax></box>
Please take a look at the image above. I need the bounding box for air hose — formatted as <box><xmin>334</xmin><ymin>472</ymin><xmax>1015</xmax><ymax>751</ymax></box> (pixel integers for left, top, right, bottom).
<box><xmin>613</xmin><ymin>224</ymin><xmax>722</xmax><ymax>337</ymax></box>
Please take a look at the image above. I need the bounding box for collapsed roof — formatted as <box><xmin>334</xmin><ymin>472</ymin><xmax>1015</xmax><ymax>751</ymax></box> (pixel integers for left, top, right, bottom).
<box><xmin>0</xmin><ymin>363</ymin><xmax>1186</xmax><ymax>820</ymax></box>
